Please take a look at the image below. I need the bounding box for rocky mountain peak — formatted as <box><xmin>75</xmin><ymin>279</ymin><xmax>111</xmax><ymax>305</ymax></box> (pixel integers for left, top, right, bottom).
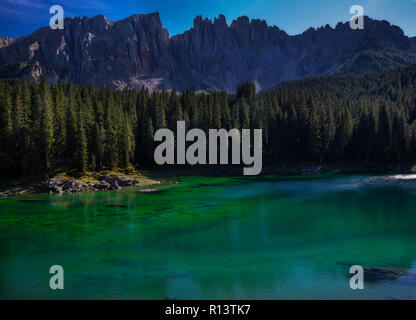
<box><xmin>0</xmin><ymin>13</ymin><xmax>415</xmax><ymax>92</ymax></box>
<box><xmin>214</xmin><ymin>14</ymin><xmax>227</xmax><ymax>27</ymax></box>
<box><xmin>230</xmin><ymin>16</ymin><xmax>250</xmax><ymax>27</ymax></box>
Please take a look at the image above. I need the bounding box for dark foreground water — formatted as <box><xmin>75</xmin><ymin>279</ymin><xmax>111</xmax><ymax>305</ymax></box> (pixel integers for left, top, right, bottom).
<box><xmin>1</xmin><ymin>174</ymin><xmax>416</xmax><ymax>299</ymax></box>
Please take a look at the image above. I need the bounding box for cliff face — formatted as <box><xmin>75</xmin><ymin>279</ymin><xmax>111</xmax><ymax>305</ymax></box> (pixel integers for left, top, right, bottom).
<box><xmin>0</xmin><ymin>37</ymin><xmax>16</xmax><ymax>48</ymax></box>
<box><xmin>0</xmin><ymin>13</ymin><xmax>415</xmax><ymax>91</ymax></box>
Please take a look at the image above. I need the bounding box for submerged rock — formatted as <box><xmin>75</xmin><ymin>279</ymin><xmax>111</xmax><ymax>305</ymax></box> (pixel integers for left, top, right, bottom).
<box><xmin>338</xmin><ymin>262</ymin><xmax>416</xmax><ymax>284</ymax></box>
<box><xmin>106</xmin><ymin>204</ymin><xmax>128</xmax><ymax>208</ymax></box>
<box><xmin>363</xmin><ymin>266</ymin><xmax>416</xmax><ymax>283</ymax></box>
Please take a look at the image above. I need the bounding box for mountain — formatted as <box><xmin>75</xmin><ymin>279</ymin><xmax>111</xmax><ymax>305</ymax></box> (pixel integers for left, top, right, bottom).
<box><xmin>0</xmin><ymin>37</ymin><xmax>15</xmax><ymax>48</ymax></box>
<box><xmin>334</xmin><ymin>48</ymin><xmax>416</xmax><ymax>75</ymax></box>
<box><xmin>1</xmin><ymin>13</ymin><xmax>415</xmax><ymax>92</ymax></box>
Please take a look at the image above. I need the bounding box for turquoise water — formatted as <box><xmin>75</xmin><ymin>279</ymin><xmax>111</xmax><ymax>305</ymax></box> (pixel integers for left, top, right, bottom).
<box><xmin>1</xmin><ymin>174</ymin><xmax>416</xmax><ymax>299</ymax></box>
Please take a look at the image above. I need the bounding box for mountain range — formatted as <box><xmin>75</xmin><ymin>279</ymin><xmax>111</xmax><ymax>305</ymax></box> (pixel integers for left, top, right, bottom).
<box><xmin>0</xmin><ymin>13</ymin><xmax>415</xmax><ymax>92</ymax></box>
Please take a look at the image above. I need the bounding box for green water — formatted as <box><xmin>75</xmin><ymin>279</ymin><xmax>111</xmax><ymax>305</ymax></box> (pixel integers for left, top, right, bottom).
<box><xmin>1</xmin><ymin>174</ymin><xmax>416</xmax><ymax>300</ymax></box>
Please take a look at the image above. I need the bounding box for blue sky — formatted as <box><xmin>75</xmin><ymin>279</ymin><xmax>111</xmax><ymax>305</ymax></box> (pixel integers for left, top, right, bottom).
<box><xmin>1</xmin><ymin>0</ymin><xmax>415</xmax><ymax>38</ymax></box>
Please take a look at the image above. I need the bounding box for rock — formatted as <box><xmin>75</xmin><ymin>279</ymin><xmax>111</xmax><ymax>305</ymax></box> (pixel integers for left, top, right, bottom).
<box><xmin>103</xmin><ymin>176</ymin><xmax>121</xmax><ymax>190</ymax></box>
<box><xmin>116</xmin><ymin>175</ymin><xmax>134</xmax><ymax>186</ymax></box>
<box><xmin>80</xmin><ymin>185</ymin><xmax>90</xmax><ymax>192</ymax></box>
<box><xmin>46</xmin><ymin>177</ymin><xmax>65</xmax><ymax>193</ymax></box>
<box><xmin>95</xmin><ymin>181</ymin><xmax>110</xmax><ymax>190</ymax></box>
<box><xmin>46</xmin><ymin>177</ymin><xmax>64</xmax><ymax>187</ymax></box>
<box><xmin>62</xmin><ymin>180</ymin><xmax>81</xmax><ymax>193</ymax></box>
<box><xmin>53</xmin><ymin>186</ymin><xmax>63</xmax><ymax>194</ymax></box>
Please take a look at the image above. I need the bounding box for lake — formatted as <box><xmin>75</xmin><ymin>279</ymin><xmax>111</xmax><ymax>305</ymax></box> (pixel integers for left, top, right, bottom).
<box><xmin>1</xmin><ymin>174</ymin><xmax>416</xmax><ymax>299</ymax></box>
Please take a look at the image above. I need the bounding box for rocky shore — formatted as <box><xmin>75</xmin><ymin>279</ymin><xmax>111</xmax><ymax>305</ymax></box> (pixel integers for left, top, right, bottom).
<box><xmin>0</xmin><ymin>172</ymin><xmax>161</xmax><ymax>198</ymax></box>
<box><xmin>1</xmin><ymin>162</ymin><xmax>415</xmax><ymax>199</ymax></box>
<box><xmin>45</xmin><ymin>174</ymin><xmax>141</xmax><ymax>194</ymax></box>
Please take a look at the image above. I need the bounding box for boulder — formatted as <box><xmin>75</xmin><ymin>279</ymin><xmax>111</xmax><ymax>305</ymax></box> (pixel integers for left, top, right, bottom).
<box><xmin>95</xmin><ymin>181</ymin><xmax>111</xmax><ymax>190</ymax></box>
<box><xmin>103</xmin><ymin>176</ymin><xmax>121</xmax><ymax>190</ymax></box>
<box><xmin>47</xmin><ymin>177</ymin><xmax>64</xmax><ymax>187</ymax></box>
<box><xmin>46</xmin><ymin>177</ymin><xmax>65</xmax><ymax>193</ymax></box>
<box><xmin>50</xmin><ymin>185</ymin><xmax>62</xmax><ymax>194</ymax></box>
<box><xmin>62</xmin><ymin>180</ymin><xmax>81</xmax><ymax>192</ymax></box>
<box><xmin>116</xmin><ymin>175</ymin><xmax>134</xmax><ymax>186</ymax></box>
<box><xmin>79</xmin><ymin>184</ymin><xmax>90</xmax><ymax>192</ymax></box>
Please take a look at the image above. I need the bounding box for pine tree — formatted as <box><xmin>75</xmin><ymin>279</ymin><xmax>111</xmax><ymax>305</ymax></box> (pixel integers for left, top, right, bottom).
<box><xmin>120</xmin><ymin>114</ymin><xmax>134</xmax><ymax>168</ymax></box>
<box><xmin>144</xmin><ymin>118</ymin><xmax>154</xmax><ymax>164</ymax></box>
<box><xmin>0</xmin><ymin>82</ymin><xmax>13</xmax><ymax>173</ymax></box>
<box><xmin>39</xmin><ymin>78</ymin><xmax>54</xmax><ymax>170</ymax></box>
<box><xmin>76</xmin><ymin>110</ymin><xmax>88</xmax><ymax>173</ymax></box>
<box><xmin>377</xmin><ymin>104</ymin><xmax>392</xmax><ymax>161</ymax></box>
<box><xmin>239</xmin><ymin>98</ymin><xmax>250</xmax><ymax>129</ymax></box>
<box><xmin>66</xmin><ymin>87</ymin><xmax>78</xmax><ymax>165</ymax></box>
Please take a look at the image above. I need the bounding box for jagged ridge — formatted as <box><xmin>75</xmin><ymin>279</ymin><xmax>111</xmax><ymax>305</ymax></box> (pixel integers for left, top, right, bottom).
<box><xmin>0</xmin><ymin>13</ymin><xmax>415</xmax><ymax>91</ymax></box>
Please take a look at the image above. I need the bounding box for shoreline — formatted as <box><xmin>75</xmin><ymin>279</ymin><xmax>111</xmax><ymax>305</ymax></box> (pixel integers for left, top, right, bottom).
<box><xmin>144</xmin><ymin>162</ymin><xmax>416</xmax><ymax>178</ymax></box>
<box><xmin>0</xmin><ymin>170</ymin><xmax>163</xmax><ymax>199</ymax></box>
<box><xmin>1</xmin><ymin>162</ymin><xmax>415</xmax><ymax>198</ymax></box>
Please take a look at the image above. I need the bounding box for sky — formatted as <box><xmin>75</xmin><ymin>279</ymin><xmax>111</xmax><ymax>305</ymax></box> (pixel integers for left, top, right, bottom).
<box><xmin>0</xmin><ymin>0</ymin><xmax>415</xmax><ymax>38</ymax></box>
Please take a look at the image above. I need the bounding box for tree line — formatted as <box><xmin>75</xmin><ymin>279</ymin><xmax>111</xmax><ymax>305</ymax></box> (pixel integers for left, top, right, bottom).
<box><xmin>1</xmin><ymin>64</ymin><xmax>416</xmax><ymax>177</ymax></box>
